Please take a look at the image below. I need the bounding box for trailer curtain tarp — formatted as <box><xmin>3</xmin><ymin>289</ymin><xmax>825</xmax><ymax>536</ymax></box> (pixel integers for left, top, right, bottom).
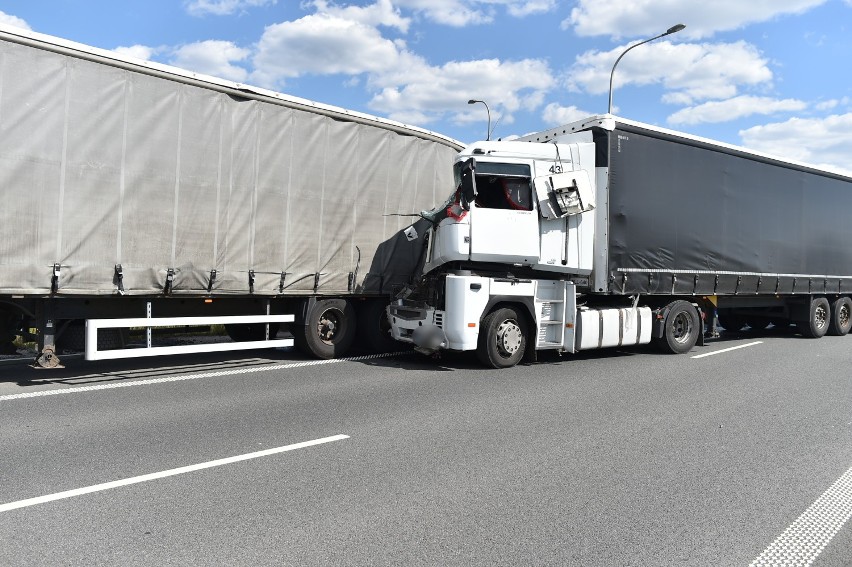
<box><xmin>0</xmin><ymin>39</ymin><xmax>459</xmax><ymax>296</ymax></box>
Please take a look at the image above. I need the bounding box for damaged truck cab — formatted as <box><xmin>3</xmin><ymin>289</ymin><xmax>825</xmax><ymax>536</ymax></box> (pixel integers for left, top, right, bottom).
<box><xmin>390</xmin><ymin>126</ymin><xmax>653</xmax><ymax>368</ymax></box>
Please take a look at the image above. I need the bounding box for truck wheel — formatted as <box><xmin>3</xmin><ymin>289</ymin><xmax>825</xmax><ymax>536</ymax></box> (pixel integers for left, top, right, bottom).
<box><xmin>797</xmin><ymin>297</ymin><xmax>830</xmax><ymax>338</ymax></box>
<box><xmin>225</xmin><ymin>323</ymin><xmax>280</xmax><ymax>342</ymax></box>
<box><xmin>477</xmin><ymin>307</ymin><xmax>527</xmax><ymax>369</ymax></box>
<box><xmin>717</xmin><ymin>310</ymin><xmax>746</xmax><ymax>333</ymax></box>
<box><xmin>654</xmin><ymin>301</ymin><xmax>700</xmax><ymax>354</ymax></box>
<box><xmin>356</xmin><ymin>299</ymin><xmax>397</xmax><ymax>353</ymax></box>
<box><xmin>293</xmin><ymin>299</ymin><xmax>356</xmax><ymax>359</ymax></box>
<box><xmin>828</xmin><ymin>297</ymin><xmax>852</xmax><ymax>336</ymax></box>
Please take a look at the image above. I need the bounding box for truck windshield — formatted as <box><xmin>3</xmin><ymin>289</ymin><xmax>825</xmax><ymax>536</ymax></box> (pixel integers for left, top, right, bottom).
<box><xmin>473</xmin><ymin>162</ymin><xmax>533</xmax><ymax>211</ymax></box>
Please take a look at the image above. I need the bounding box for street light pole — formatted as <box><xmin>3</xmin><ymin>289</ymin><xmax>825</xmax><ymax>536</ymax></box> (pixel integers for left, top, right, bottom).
<box><xmin>607</xmin><ymin>24</ymin><xmax>685</xmax><ymax>115</ymax></box>
<box><xmin>468</xmin><ymin>99</ymin><xmax>491</xmax><ymax>141</ymax></box>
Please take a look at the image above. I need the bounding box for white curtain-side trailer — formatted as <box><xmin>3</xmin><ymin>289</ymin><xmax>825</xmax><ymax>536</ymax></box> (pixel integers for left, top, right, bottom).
<box><xmin>0</xmin><ymin>24</ymin><xmax>462</xmax><ymax>367</ymax></box>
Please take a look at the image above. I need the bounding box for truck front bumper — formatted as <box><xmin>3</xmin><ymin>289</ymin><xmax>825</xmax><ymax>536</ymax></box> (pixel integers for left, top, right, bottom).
<box><xmin>388</xmin><ymin>301</ymin><xmax>448</xmax><ymax>355</ymax></box>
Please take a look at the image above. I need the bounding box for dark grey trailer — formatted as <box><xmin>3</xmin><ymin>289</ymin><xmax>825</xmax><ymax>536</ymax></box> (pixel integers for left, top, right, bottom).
<box><xmin>600</xmin><ymin>120</ymin><xmax>852</xmax><ymax>298</ymax></box>
<box><xmin>518</xmin><ymin>114</ymin><xmax>852</xmax><ymax>349</ymax></box>
<box><xmin>0</xmin><ymin>24</ymin><xmax>462</xmax><ymax>366</ymax></box>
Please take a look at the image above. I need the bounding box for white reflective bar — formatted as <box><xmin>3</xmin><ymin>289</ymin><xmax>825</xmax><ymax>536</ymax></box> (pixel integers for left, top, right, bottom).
<box><xmin>86</xmin><ymin>339</ymin><xmax>294</xmax><ymax>361</ymax></box>
<box><xmin>87</xmin><ymin>314</ymin><xmax>294</xmax><ymax>329</ymax></box>
<box><xmin>85</xmin><ymin>315</ymin><xmax>295</xmax><ymax>361</ymax></box>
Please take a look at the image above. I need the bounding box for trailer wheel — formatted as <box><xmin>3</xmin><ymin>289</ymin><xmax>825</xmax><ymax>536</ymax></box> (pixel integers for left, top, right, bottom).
<box><xmin>224</xmin><ymin>323</ymin><xmax>280</xmax><ymax>342</ymax></box>
<box><xmin>828</xmin><ymin>297</ymin><xmax>852</xmax><ymax>336</ymax></box>
<box><xmin>797</xmin><ymin>297</ymin><xmax>830</xmax><ymax>338</ymax></box>
<box><xmin>477</xmin><ymin>307</ymin><xmax>527</xmax><ymax>369</ymax></box>
<box><xmin>654</xmin><ymin>301</ymin><xmax>700</xmax><ymax>354</ymax></box>
<box><xmin>294</xmin><ymin>299</ymin><xmax>356</xmax><ymax>359</ymax></box>
<box><xmin>356</xmin><ymin>299</ymin><xmax>397</xmax><ymax>353</ymax></box>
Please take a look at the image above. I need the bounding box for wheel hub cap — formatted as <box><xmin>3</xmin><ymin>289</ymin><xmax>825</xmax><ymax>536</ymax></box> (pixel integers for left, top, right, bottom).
<box><xmin>497</xmin><ymin>320</ymin><xmax>522</xmax><ymax>355</ymax></box>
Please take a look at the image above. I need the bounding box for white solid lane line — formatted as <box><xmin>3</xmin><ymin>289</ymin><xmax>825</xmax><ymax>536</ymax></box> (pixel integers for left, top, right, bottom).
<box><xmin>691</xmin><ymin>341</ymin><xmax>763</xmax><ymax>359</ymax></box>
<box><xmin>0</xmin><ymin>434</ymin><xmax>349</xmax><ymax>513</ymax></box>
<box><xmin>0</xmin><ymin>351</ymin><xmax>407</xmax><ymax>403</ymax></box>
<box><xmin>750</xmin><ymin>463</ymin><xmax>852</xmax><ymax>566</ymax></box>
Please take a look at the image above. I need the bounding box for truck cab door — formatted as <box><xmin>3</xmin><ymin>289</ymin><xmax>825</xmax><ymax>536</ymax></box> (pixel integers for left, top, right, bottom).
<box><xmin>468</xmin><ymin>162</ymin><xmax>539</xmax><ymax>265</ymax></box>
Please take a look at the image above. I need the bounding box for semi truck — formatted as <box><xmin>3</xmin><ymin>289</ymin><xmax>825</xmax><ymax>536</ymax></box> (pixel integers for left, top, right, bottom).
<box><xmin>389</xmin><ymin>114</ymin><xmax>852</xmax><ymax>368</ymax></box>
<box><xmin>0</xmin><ymin>24</ymin><xmax>462</xmax><ymax>367</ymax></box>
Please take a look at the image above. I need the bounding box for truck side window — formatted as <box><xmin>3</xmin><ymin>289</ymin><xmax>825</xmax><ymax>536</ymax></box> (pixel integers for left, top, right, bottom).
<box><xmin>472</xmin><ymin>162</ymin><xmax>533</xmax><ymax>211</ymax></box>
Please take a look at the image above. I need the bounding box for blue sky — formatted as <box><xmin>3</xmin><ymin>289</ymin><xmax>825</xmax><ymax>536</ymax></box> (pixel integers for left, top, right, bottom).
<box><xmin>1</xmin><ymin>1</ymin><xmax>851</xmax><ymax>173</ymax></box>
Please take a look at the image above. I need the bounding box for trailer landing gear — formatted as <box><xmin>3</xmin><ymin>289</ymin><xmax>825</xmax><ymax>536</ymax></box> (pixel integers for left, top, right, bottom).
<box><xmin>32</xmin><ymin>346</ymin><xmax>62</xmax><ymax>369</ymax></box>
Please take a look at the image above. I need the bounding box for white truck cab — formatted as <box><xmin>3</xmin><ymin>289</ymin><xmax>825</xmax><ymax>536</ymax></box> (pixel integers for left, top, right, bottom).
<box><xmin>389</xmin><ymin>133</ymin><xmax>653</xmax><ymax>368</ymax></box>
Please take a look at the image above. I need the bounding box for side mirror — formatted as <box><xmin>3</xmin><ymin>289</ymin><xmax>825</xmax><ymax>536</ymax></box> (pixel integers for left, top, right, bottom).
<box><xmin>459</xmin><ymin>158</ymin><xmax>476</xmax><ymax>209</ymax></box>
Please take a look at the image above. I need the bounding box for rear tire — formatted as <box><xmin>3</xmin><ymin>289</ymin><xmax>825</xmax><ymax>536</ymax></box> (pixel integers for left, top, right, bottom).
<box><xmin>477</xmin><ymin>307</ymin><xmax>527</xmax><ymax>369</ymax></box>
<box><xmin>828</xmin><ymin>296</ymin><xmax>852</xmax><ymax>336</ymax></box>
<box><xmin>293</xmin><ymin>299</ymin><xmax>357</xmax><ymax>359</ymax></box>
<box><xmin>797</xmin><ymin>296</ymin><xmax>830</xmax><ymax>338</ymax></box>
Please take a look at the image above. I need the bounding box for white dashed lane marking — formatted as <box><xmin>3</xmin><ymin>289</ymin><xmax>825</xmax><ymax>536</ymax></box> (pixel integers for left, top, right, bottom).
<box><xmin>750</xmin><ymin>464</ymin><xmax>852</xmax><ymax>566</ymax></box>
<box><xmin>691</xmin><ymin>341</ymin><xmax>763</xmax><ymax>359</ymax></box>
<box><xmin>0</xmin><ymin>434</ymin><xmax>349</xmax><ymax>513</ymax></box>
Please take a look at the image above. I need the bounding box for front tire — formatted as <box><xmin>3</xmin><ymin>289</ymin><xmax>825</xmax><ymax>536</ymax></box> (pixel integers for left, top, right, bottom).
<box><xmin>477</xmin><ymin>307</ymin><xmax>528</xmax><ymax>369</ymax></box>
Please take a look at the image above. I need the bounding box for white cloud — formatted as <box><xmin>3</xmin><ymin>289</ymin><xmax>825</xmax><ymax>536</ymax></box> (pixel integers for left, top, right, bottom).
<box><xmin>185</xmin><ymin>0</ymin><xmax>276</xmax><ymax>17</ymax></box>
<box><xmin>568</xmin><ymin>40</ymin><xmax>772</xmax><ymax>104</ymax></box>
<box><xmin>309</xmin><ymin>0</ymin><xmax>409</xmax><ymax>32</ymax></box>
<box><xmin>542</xmin><ymin>103</ymin><xmax>592</xmax><ymax>125</ymax></box>
<box><xmin>739</xmin><ymin>113</ymin><xmax>852</xmax><ymax>175</ymax></box>
<box><xmin>564</xmin><ymin>0</ymin><xmax>827</xmax><ymax>39</ymax></box>
<box><xmin>251</xmin><ymin>4</ymin><xmax>556</xmax><ymax>127</ymax></box>
<box><xmin>170</xmin><ymin>40</ymin><xmax>250</xmax><ymax>82</ymax></box>
<box><xmin>667</xmin><ymin>96</ymin><xmax>806</xmax><ymax>126</ymax></box>
<box><xmin>392</xmin><ymin>0</ymin><xmax>557</xmax><ymax>27</ymax></box>
<box><xmin>369</xmin><ymin>58</ymin><xmax>555</xmax><ymax>126</ymax></box>
<box><xmin>113</xmin><ymin>45</ymin><xmax>160</xmax><ymax>62</ymax></box>
<box><xmin>815</xmin><ymin>97</ymin><xmax>850</xmax><ymax>111</ymax></box>
<box><xmin>252</xmin><ymin>14</ymin><xmax>407</xmax><ymax>85</ymax></box>
<box><xmin>0</xmin><ymin>10</ymin><xmax>31</xmax><ymax>30</ymax></box>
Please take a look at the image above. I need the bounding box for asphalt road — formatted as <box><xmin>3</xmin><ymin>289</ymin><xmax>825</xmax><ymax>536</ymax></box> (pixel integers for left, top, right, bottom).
<box><xmin>0</xmin><ymin>329</ymin><xmax>850</xmax><ymax>566</ymax></box>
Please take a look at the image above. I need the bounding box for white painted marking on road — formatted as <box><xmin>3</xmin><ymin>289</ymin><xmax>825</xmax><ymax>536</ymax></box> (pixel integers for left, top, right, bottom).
<box><xmin>0</xmin><ymin>351</ymin><xmax>408</xmax><ymax>403</ymax></box>
<box><xmin>691</xmin><ymin>341</ymin><xmax>763</xmax><ymax>359</ymax></box>
<box><xmin>750</xmin><ymin>464</ymin><xmax>852</xmax><ymax>567</ymax></box>
<box><xmin>0</xmin><ymin>434</ymin><xmax>349</xmax><ymax>513</ymax></box>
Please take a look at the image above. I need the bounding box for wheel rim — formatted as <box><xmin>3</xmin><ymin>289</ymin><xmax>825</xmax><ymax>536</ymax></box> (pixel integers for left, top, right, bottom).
<box><xmin>815</xmin><ymin>304</ymin><xmax>828</xmax><ymax>330</ymax></box>
<box><xmin>671</xmin><ymin>312</ymin><xmax>693</xmax><ymax>344</ymax></box>
<box><xmin>840</xmin><ymin>304</ymin><xmax>850</xmax><ymax>328</ymax></box>
<box><xmin>496</xmin><ymin>319</ymin><xmax>522</xmax><ymax>357</ymax></box>
<box><xmin>317</xmin><ymin>308</ymin><xmax>343</xmax><ymax>345</ymax></box>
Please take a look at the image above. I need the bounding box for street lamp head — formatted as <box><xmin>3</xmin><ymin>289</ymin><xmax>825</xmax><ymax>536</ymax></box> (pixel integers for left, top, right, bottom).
<box><xmin>467</xmin><ymin>99</ymin><xmax>492</xmax><ymax>140</ymax></box>
<box><xmin>607</xmin><ymin>23</ymin><xmax>686</xmax><ymax>115</ymax></box>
